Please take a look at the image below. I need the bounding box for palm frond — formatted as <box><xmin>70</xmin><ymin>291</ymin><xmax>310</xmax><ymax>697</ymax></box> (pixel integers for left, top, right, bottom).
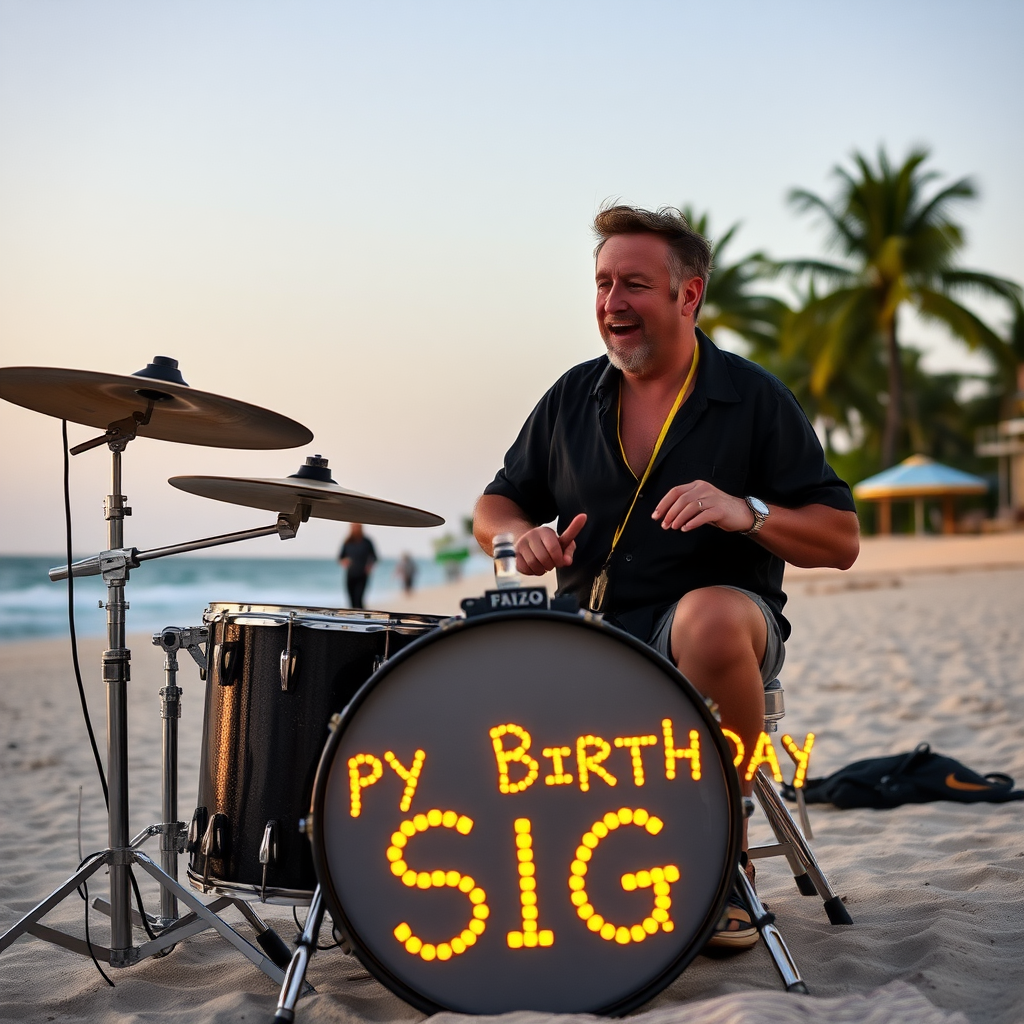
<box><xmin>914</xmin><ymin>287</ymin><xmax>1017</xmax><ymax>378</ymax></box>
<box><xmin>939</xmin><ymin>269</ymin><xmax>1023</xmax><ymax>304</ymax></box>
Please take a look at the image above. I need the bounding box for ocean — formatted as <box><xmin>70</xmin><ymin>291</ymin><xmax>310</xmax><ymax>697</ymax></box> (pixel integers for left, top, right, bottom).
<box><xmin>0</xmin><ymin>553</ymin><xmax>491</xmax><ymax>643</ymax></box>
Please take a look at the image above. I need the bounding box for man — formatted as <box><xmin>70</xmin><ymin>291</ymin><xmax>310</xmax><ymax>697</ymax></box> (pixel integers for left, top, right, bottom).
<box><xmin>339</xmin><ymin>523</ymin><xmax>377</xmax><ymax>609</ymax></box>
<box><xmin>473</xmin><ymin>205</ymin><xmax>859</xmax><ymax>949</ymax></box>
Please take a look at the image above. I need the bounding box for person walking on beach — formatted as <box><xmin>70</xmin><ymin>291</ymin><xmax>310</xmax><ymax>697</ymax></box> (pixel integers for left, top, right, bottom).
<box><xmin>396</xmin><ymin>552</ymin><xmax>418</xmax><ymax>594</ymax></box>
<box><xmin>473</xmin><ymin>205</ymin><xmax>859</xmax><ymax>950</ymax></box>
<box><xmin>339</xmin><ymin>523</ymin><xmax>377</xmax><ymax>609</ymax></box>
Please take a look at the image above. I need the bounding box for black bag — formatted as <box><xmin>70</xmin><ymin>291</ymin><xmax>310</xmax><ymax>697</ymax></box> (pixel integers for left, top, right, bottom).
<box><xmin>793</xmin><ymin>743</ymin><xmax>1024</xmax><ymax>809</ymax></box>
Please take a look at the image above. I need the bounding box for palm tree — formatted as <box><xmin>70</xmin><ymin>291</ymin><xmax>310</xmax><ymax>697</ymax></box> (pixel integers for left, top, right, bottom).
<box><xmin>682</xmin><ymin>208</ymin><xmax>788</xmax><ymax>354</ymax></box>
<box><xmin>779</xmin><ymin>148</ymin><xmax>1021</xmax><ymax>467</ymax></box>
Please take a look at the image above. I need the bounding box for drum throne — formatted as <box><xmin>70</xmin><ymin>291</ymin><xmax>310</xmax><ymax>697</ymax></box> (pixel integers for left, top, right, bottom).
<box><xmin>734</xmin><ymin>678</ymin><xmax>852</xmax><ymax>992</ymax></box>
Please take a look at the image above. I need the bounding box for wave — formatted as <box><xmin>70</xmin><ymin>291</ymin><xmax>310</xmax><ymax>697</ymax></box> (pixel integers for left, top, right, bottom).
<box><xmin>0</xmin><ymin>553</ymin><xmax>489</xmax><ymax>642</ymax></box>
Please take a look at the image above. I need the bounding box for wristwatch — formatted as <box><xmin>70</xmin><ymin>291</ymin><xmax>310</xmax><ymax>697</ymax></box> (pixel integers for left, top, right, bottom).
<box><xmin>742</xmin><ymin>496</ymin><xmax>770</xmax><ymax>536</ymax></box>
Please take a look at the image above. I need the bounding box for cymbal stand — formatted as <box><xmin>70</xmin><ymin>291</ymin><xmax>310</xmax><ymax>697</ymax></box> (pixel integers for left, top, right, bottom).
<box><xmin>0</xmin><ymin>432</ymin><xmax>307</xmax><ymax>985</ymax></box>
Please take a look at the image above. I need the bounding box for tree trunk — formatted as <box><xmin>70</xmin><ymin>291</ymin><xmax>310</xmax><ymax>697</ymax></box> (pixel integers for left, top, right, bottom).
<box><xmin>881</xmin><ymin>313</ymin><xmax>903</xmax><ymax>467</ymax></box>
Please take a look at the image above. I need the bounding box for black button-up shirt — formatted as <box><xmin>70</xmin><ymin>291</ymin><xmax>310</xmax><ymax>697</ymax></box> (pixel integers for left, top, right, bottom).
<box><xmin>483</xmin><ymin>330</ymin><xmax>855</xmax><ymax>641</ymax></box>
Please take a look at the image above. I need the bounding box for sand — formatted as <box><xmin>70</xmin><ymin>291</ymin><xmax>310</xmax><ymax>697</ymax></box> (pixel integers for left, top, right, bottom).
<box><xmin>1</xmin><ymin>535</ymin><xmax>1022</xmax><ymax>1024</ymax></box>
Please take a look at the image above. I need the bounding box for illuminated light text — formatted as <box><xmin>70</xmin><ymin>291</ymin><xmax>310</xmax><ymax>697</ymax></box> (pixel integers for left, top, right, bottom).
<box><xmin>388</xmin><ymin>809</ymin><xmax>487</xmax><ymax>961</ymax></box>
<box><xmin>721</xmin><ymin>729</ymin><xmax>744</xmax><ymax>768</ymax></box>
<box><xmin>781</xmin><ymin>733</ymin><xmax>815</xmax><ymax>789</ymax></box>
<box><xmin>719</xmin><ymin>729</ymin><xmax>815</xmax><ymax>787</ymax></box>
<box><xmin>662</xmin><ymin>720</ymin><xmax>701</xmax><ymax>781</ymax></box>
<box><xmin>613</xmin><ymin>735</ymin><xmax>657</xmax><ymax>786</ymax></box>
<box><xmin>384</xmin><ymin>748</ymin><xmax>426</xmax><ymax>813</ymax></box>
<box><xmin>490</xmin><ymin>724</ymin><xmax>540</xmax><ymax>794</ymax></box>
<box><xmin>743</xmin><ymin>731</ymin><xmax>783</xmax><ymax>782</ymax></box>
<box><xmin>348</xmin><ymin>753</ymin><xmax>384</xmax><ymax>818</ymax></box>
<box><xmin>576</xmin><ymin>735</ymin><xmax>617</xmax><ymax>793</ymax></box>
<box><xmin>568</xmin><ymin>808</ymin><xmax>676</xmax><ymax>944</ymax></box>
<box><xmin>506</xmin><ymin>818</ymin><xmax>554</xmax><ymax>949</ymax></box>
<box><xmin>542</xmin><ymin>746</ymin><xmax>573</xmax><ymax>786</ymax></box>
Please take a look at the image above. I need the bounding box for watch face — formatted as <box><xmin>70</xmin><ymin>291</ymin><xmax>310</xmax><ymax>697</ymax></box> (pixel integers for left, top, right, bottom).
<box><xmin>748</xmin><ymin>497</ymin><xmax>769</xmax><ymax>517</ymax></box>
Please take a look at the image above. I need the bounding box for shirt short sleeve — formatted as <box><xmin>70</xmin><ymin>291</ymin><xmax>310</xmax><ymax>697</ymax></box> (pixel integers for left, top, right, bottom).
<box><xmin>482</xmin><ymin>379</ymin><xmax>564</xmax><ymax>525</ymax></box>
<box><xmin>754</xmin><ymin>377</ymin><xmax>857</xmax><ymax>512</ymax></box>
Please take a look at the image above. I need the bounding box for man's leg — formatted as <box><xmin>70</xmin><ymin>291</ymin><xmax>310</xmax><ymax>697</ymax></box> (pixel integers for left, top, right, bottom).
<box><xmin>669</xmin><ymin>586</ymin><xmax>768</xmax><ymax>805</ymax></box>
<box><xmin>668</xmin><ymin>587</ymin><xmax>769</xmax><ymax>947</ymax></box>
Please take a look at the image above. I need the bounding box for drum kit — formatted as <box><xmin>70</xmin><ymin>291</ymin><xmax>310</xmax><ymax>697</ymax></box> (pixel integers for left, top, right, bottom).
<box><xmin>0</xmin><ymin>356</ymin><xmax>812</xmax><ymax>1019</ymax></box>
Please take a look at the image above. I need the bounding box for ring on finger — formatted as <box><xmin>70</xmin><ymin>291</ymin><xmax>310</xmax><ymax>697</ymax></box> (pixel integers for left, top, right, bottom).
<box><xmin>697</xmin><ymin>500</ymin><xmax>703</xmax><ymax>509</ymax></box>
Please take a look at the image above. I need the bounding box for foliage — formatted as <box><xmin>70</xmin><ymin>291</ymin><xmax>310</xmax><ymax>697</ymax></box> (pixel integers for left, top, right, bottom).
<box><xmin>682</xmin><ymin>207</ymin><xmax>788</xmax><ymax>353</ymax></box>
<box><xmin>777</xmin><ymin>147</ymin><xmax>1021</xmax><ymax>467</ymax></box>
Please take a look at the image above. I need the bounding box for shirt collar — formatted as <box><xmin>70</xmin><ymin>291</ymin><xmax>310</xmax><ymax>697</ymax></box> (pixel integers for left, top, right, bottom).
<box><xmin>696</xmin><ymin>328</ymin><xmax>742</xmax><ymax>404</ymax></box>
<box><xmin>591</xmin><ymin>328</ymin><xmax>741</xmax><ymax>407</ymax></box>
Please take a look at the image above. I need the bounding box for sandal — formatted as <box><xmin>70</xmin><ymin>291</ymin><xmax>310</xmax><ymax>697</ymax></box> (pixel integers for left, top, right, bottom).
<box><xmin>705</xmin><ymin>854</ymin><xmax>759</xmax><ymax>952</ymax></box>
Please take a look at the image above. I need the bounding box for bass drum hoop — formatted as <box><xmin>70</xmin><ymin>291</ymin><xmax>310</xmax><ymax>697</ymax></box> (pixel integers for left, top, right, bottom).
<box><xmin>310</xmin><ymin>609</ymin><xmax>742</xmax><ymax>1016</ymax></box>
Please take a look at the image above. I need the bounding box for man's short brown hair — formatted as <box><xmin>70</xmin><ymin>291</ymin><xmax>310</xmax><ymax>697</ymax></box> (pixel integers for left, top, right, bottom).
<box><xmin>593</xmin><ymin>204</ymin><xmax>712</xmax><ymax>316</ymax></box>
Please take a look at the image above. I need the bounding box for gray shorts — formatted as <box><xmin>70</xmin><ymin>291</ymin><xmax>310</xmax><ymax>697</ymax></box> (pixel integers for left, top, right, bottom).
<box><xmin>647</xmin><ymin>586</ymin><xmax>785</xmax><ymax>689</ymax></box>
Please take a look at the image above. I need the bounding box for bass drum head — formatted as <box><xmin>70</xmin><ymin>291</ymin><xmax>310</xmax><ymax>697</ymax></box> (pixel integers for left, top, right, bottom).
<box><xmin>311</xmin><ymin>612</ymin><xmax>740</xmax><ymax>1015</ymax></box>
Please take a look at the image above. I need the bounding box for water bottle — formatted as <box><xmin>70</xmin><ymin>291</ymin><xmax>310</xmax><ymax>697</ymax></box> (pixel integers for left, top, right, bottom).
<box><xmin>492</xmin><ymin>532</ymin><xmax>521</xmax><ymax>590</ymax></box>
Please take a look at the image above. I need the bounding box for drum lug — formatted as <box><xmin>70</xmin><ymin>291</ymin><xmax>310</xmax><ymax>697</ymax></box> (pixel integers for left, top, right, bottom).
<box><xmin>298</xmin><ymin>816</ymin><xmax>313</xmax><ymax>838</ymax></box>
<box><xmin>202</xmin><ymin>812</ymin><xmax>229</xmax><ymax>860</ymax></box>
<box><xmin>280</xmin><ymin>612</ymin><xmax>300</xmax><ymax>691</ymax></box>
<box><xmin>259</xmin><ymin>820</ymin><xmax>279</xmax><ymax>901</ymax></box>
<box><xmin>280</xmin><ymin>648</ymin><xmax>300</xmax><ymax>690</ymax></box>
<box><xmin>187</xmin><ymin>806</ymin><xmax>208</xmax><ymax>854</ymax></box>
<box><xmin>215</xmin><ymin>641</ymin><xmax>240</xmax><ymax>686</ymax></box>
<box><xmin>328</xmin><ymin>712</ymin><xmax>342</xmax><ymax>732</ymax></box>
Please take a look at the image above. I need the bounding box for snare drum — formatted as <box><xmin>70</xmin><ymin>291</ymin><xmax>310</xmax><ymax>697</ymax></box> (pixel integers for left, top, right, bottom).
<box><xmin>310</xmin><ymin>610</ymin><xmax>740</xmax><ymax>1015</ymax></box>
<box><xmin>187</xmin><ymin>603</ymin><xmax>445</xmax><ymax>903</ymax></box>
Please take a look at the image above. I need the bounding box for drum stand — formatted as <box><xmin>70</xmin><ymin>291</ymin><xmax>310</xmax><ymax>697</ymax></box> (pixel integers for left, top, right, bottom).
<box><xmin>0</xmin><ymin>434</ymin><xmax>308</xmax><ymax>984</ymax></box>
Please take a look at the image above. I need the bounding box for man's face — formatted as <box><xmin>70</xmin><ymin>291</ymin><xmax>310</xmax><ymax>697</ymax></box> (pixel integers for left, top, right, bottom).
<box><xmin>595</xmin><ymin>233</ymin><xmax>699</xmax><ymax>377</ymax></box>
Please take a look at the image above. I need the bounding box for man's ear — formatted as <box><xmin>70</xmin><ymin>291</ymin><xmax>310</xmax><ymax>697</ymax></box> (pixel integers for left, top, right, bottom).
<box><xmin>679</xmin><ymin>276</ymin><xmax>704</xmax><ymax>319</ymax></box>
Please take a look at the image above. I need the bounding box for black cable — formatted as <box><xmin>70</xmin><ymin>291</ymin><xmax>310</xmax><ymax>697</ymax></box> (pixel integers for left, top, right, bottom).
<box><xmin>75</xmin><ymin>852</ymin><xmax>114</xmax><ymax>987</ymax></box>
<box><xmin>292</xmin><ymin>904</ymin><xmax>341</xmax><ymax>951</ymax></box>
<box><xmin>80</xmin><ymin>879</ymin><xmax>115</xmax><ymax>987</ymax></box>
<box><xmin>63</xmin><ymin>420</ymin><xmax>109</xmax><ymax>809</ymax></box>
<box><xmin>64</xmin><ymin>423</ymin><xmax>119</xmax><ymax>986</ymax></box>
<box><xmin>129</xmin><ymin>868</ymin><xmax>158</xmax><ymax>942</ymax></box>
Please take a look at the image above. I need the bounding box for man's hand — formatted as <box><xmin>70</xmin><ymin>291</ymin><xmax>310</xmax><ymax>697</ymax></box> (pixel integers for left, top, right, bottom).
<box><xmin>652</xmin><ymin>481</ymin><xmax>754</xmax><ymax>533</ymax></box>
<box><xmin>515</xmin><ymin>513</ymin><xmax>588</xmax><ymax>575</ymax></box>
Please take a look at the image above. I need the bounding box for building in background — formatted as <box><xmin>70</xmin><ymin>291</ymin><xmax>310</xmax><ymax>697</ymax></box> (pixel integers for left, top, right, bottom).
<box><xmin>976</xmin><ymin>366</ymin><xmax>1024</xmax><ymax>522</ymax></box>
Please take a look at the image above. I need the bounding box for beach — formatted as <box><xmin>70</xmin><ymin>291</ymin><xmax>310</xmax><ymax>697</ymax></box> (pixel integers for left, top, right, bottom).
<box><xmin>1</xmin><ymin>535</ymin><xmax>1022</xmax><ymax>1024</ymax></box>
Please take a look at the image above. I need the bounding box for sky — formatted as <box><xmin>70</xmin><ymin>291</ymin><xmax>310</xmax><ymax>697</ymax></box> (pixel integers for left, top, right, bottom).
<box><xmin>1</xmin><ymin>0</ymin><xmax>1022</xmax><ymax>559</ymax></box>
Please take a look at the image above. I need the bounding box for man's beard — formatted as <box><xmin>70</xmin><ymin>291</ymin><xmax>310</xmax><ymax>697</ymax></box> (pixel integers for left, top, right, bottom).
<box><xmin>602</xmin><ymin>324</ymin><xmax>657</xmax><ymax>376</ymax></box>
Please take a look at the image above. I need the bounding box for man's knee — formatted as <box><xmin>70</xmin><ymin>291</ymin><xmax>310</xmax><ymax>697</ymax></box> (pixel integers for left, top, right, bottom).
<box><xmin>671</xmin><ymin>587</ymin><xmax>767</xmax><ymax>669</ymax></box>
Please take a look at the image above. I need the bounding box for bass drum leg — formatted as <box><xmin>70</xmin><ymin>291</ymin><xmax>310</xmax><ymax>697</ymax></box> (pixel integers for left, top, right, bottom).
<box><xmin>273</xmin><ymin>887</ymin><xmax>325</xmax><ymax>1023</ymax></box>
<box><xmin>734</xmin><ymin>865</ymin><xmax>808</xmax><ymax>993</ymax></box>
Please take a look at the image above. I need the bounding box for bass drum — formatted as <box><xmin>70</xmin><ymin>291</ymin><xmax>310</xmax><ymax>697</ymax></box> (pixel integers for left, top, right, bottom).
<box><xmin>310</xmin><ymin>610</ymin><xmax>741</xmax><ymax>1015</ymax></box>
<box><xmin>188</xmin><ymin>604</ymin><xmax>445</xmax><ymax>903</ymax></box>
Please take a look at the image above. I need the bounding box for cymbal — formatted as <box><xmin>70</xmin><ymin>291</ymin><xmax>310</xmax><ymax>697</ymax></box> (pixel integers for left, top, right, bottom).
<box><xmin>0</xmin><ymin>357</ymin><xmax>313</xmax><ymax>449</ymax></box>
<box><xmin>169</xmin><ymin>455</ymin><xmax>445</xmax><ymax>528</ymax></box>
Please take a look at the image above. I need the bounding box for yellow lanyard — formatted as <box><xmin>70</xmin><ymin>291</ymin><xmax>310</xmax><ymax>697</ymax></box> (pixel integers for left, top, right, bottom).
<box><xmin>590</xmin><ymin>342</ymin><xmax>700</xmax><ymax>612</ymax></box>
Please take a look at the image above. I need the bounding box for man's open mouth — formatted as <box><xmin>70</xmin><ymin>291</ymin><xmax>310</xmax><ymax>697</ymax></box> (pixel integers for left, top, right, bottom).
<box><xmin>606</xmin><ymin>320</ymin><xmax>642</xmax><ymax>337</ymax></box>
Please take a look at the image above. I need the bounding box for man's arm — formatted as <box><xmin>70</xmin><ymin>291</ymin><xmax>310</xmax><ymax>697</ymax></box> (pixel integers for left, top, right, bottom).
<box><xmin>473</xmin><ymin>494</ymin><xmax>587</xmax><ymax>575</ymax></box>
<box><xmin>652</xmin><ymin>481</ymin><xmax>859</xmax><ymax>570</ymax></box>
